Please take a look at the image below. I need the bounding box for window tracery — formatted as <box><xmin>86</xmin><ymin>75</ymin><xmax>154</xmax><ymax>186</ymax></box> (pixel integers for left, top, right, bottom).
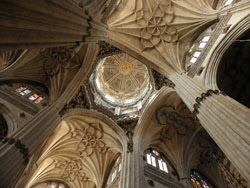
<box><xmin>15</xmin><ymin>86</ymin><xmax>46</xmax><ymax>105</ymax></box>
<box><xmin>188</xmin><ymin>35</ymin><xmax>211</xmax><ymax>65</ymax></box>
<box><xmin>186</xmin><ymin>22</ymin><xmax>217</xmax><ymax>71</ymax></box>
<box><xmin>145</xmin><ymin>149</ymin><xmax>168</xmax><ymax>173</ymax></box>
<box><xmin>106</xmin><ymin>156</ymin><xmax>122</xmax><ymax>187</ymax></box>
<box><xmin>32</xmin><ymin>180</ymin><xmax>69</xmax><ymax>188</ymax></box>
<box><xmin>224</xmin><ymin>0</ymin><xmax>233</xmax><ymax>6</ymax></box>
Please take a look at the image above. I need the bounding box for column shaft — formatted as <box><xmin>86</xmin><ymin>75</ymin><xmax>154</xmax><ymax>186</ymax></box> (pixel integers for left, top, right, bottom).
<box><xmin>119</xmin><ymin>143</ymin><xmax>145</xmax><ymax>188</ymax></box>
<box><xmin>171</xmin><ymin>73</ymin><xmax>250</xmax><ymax>184</ymax></box>
<box><xmin>0</xmin><ymin>0</ymin><xmax>90</xmax><ymax>49</ymax></box>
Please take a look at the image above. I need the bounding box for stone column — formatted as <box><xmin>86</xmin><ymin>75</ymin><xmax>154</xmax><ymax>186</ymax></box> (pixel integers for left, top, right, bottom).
<box><xmin>0</xmin><ymin>43</ymin><xmax>98</xmax><ymax>188</ymax></box>
<box><xmin>0</xmin><ymin>0</ymin><xmax>90</xmax><ymax>49</ymax></box>
<box><xmin>119</xmin><ymin>140</ymin><xmax>146</xmax><ymax>188</ymax></box>
<box><xmin>171</xmin><ymin>73</ymin><xmax>250</xmax><ymax>184</ymax></box>
<box><xmin>177</xmin><ymin>169</ymin><xmax>194</xmax><ymax>188</ymax></box>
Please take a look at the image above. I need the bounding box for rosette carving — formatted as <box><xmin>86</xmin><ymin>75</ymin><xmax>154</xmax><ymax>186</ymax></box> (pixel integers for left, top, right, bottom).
<box><xmin>41</xmin><ymin>46</ymin><xmax>81</xmax><ymax>76</ymax></box>
<box><xmin>136</xmin><ymin>2</ymin><xmax>178</xmax><ymax>50</ymax></box>
<box><xmin>156</xmin><ymin>105</ymin><xmax>196</xmax><ymax>139</ymax></box>
<box><xmin>71</xmin><ymin>124</ymin><xmax>107</xmax><ymax>157</ymax></box>
<box><xmin>54</xmin><ymin>159</ymin><xmax>88</xmax><ymax>182</ymax></box>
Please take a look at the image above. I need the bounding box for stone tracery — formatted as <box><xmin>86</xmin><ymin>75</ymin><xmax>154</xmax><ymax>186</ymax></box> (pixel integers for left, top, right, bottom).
<box><xmin>24</xmin><ymin>113</ymin><xmax>123</xmax><ymax>188</ymax></box>
<box><xmin>136</xmin><ymin>1</ymin><xmax>178</xmax><ymax>50</ymax></box>
<box><xmin>72</xmin><ymin>123</ymin><xmax>107</xmax><ymax>157</ymax></box>
<box><xmin>0</xmin><ymin>1</ymin><xmax>250</xmax><ymax>188</ymax></box>
<box><xmin>54</xmin><ymin>159</ymin><xmax>89</xmax><ymax>182</ymax></box>
<box><xmin>108</xmin><ymin>0</ymin><xmax>219</xmax><ymax>72</ymax></box>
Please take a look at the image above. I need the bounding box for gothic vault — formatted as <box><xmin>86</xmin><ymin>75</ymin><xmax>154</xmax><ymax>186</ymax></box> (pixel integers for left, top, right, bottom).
<box><xmin>0</xmin><ymin>0</ymin><xmax>250</xmax><ymax>188</ymax></box>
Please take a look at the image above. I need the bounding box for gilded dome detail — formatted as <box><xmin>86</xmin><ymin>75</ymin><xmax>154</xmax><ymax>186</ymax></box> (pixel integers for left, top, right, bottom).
<box><xmin>90</xmin><ymin>53</ymin><xmax>153</xmax><ymax>115</ymax></box>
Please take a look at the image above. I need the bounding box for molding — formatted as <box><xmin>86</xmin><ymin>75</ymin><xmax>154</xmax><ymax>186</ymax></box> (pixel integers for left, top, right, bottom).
<box><xmin>204</xmin><ymin>13</ymin><xmax>250</xmax><ymax>89</ymax></box>
<box><xmin>0</xmin><ymin>89</ymin><xmax>39</xmax><ymax>115</ymax></box>
<box><xmin>192</xmin><ymin>89</ymin><xmax>226</xmax><ymax>114</ymax></box>
<box><xmin>0</xmin><ymin>137</ymin><xmax>29</xmax><ymax>164</ymax></box>
<box><xmin>144</xmin><ymin>165</ymin><xmax>182</xmax><ymax>188</ymax></box>
<box><xmin>188</xmin><ymin>14</ymin><xmax>232</xmax><ymax>77</ymax></box>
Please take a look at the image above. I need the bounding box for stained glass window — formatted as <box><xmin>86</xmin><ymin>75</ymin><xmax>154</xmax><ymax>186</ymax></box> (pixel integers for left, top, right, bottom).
<box><xmin>199</xmin><ymin>42</ymin><xmax>207</xmax><ymax>49</ymax></box>
<box><xmin>193</xmin><ymin>51</ymin><xmax>201</xmax><ymax>58</ymax></box>
<box><xmin>16</xmin><ymin>87</ymin><xmax>31</xmax><ymax>96</ymax></box>
<box><xmin>189</xmin><ymin>35</ymin><xmax>211</xmax><ymax>65</ymax></box>
<box><xmin>28</xmin><ymin>94</ymin><xmax>39</xmax><ymax>101</ymax></box>
<box><xmin>107</xmin><ymin>156</ymin><xmax>122</xmax><ymax>186</ymax></box>
<box><xmin>224</xmin><ymin>0</ymin><xmax>233</xmax><ymax>6</ymax></box>
<box><xmin>16</xmin><ymin>86</ymin><xmax>45</xmax><ymax>104</ymax></box>
<box><xmin>145</xmin><ymin>149</ymin><xmax>168</xmax><ymax>173</ymax></box>
<box><xmin>111</xmin><ymin>170</ymin><xmax>117</xmax><ymax>182</ymax></box>
<box><xmin>190</xmin><ymin>170</ymin><xmax>214</xmax><ymax>188</ymax></box>
<box><xmin>190</xmin><ymin>57</ymin><xmax>197</xmax><ymax>64</ymax></box>
<box><xmin>35</xmin><ymin>96</ymin><xmax>44</xmax><ymax>104</ymax></box>
<box><xmin>202</xmin><ymin>36</ymin><xmax>210</xmax><ymax>42</ymax></box>
<box><xmin>32</xmin><ymin>181</ymin><xmax>68</xmax><ymax>188</ymax></box>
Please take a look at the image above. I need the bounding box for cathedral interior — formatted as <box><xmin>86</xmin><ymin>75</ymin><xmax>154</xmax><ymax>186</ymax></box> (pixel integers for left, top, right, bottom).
<box><xmin>0</xmin><ymin>0</ymin><xmax>250</xmax><ymax>188</ymax></box>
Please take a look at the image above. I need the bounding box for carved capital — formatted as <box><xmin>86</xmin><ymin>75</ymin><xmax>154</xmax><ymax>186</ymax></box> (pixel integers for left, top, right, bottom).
<box><xmin>0</xmin><ymin>137</ymin><xmax>29</xmax><ymax>164</ymax></box>
<box><xmin>97</xmin><ymin>41</ymin><xmax>122</xmax><ymax>60</ymax></box>
<box><xmin>59</xmin><ymin>85</ymin><xmax>90</xmax><ymax>116</ymax></box>
<box><xmin>117</xmin><ymin>118</ymin><xmax>138</xmax><ymax>153</ymax></box>
<box><xmin>152</xmin><ymin>70</ymin><xmax>175</xmax><ymax>90</ymax></box>
<box><xmin>193</xmin><ymin>89</ymin><xmax>226</xmax><ymax>114</ymax></box>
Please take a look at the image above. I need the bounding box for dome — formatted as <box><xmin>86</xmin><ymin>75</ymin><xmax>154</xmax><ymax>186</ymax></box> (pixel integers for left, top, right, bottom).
<box><xmin>90</xmin><ymin>53</ymin><xmax>153</xmax><ymax>116</ymax></box>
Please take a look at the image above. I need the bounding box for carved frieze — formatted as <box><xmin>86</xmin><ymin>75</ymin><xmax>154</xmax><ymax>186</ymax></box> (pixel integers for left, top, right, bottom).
<box><xmin>152</xmin><ymin>70</ymin><xmax>175</xmax><ymax>90</ymax></box>
<box><xmin>1</xmin><ymin>137</ymin><xmax>29</xmax><ymax>164</ymax></box>
<box><xmin>117</xmin><ymin>118</ymin><xmax>138</xmax><ymax>153</ymax></box>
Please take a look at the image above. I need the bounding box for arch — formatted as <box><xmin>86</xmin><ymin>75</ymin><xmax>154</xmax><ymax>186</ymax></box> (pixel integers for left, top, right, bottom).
<box><xmin>134</xmin><ymin>87</ymin><xmax>175</xmax><ymax>141</ymax></box>
<box><xmin>134</xmin><ymin>87</ymin><xmax>211</xmax><ymax>188</ymax></box>
<box><xmin>25</xmin><ymin>108</ymin><xmax>126</xmax><ymax>188</ymax></box>
<box><xmin>0</xmin><ymin>103</ymin><xmax>17</xmax><ymax>135</ymax></box>
<box><xmin>216</xmin><ymin>29</ymin><xmax>250</xmax><ymax>108</ymax></box>
<box><xmin>204</xmin><ymin>14</ymin><xmax>250</xmax><ymax>89</ymax></box>
<box><xmin>144</xmin><ymin>147</ymin><xmax>180</xmax><ymax>180</ymax></box>
<box><xmin>0</xmin><ymin>50</ymin><xmax>25</xmax><ymax>72</ymax></box>
<box><xmin>105</xmin><ymin>154</ymin><xmax>122</xmax><ymax>187</ymax></box>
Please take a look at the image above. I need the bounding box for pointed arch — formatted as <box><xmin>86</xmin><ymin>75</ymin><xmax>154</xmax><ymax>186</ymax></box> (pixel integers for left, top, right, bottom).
<box><xmin>25</xmin><ymin>108</ymin><xmax>126</xmax><ymax>188</ymax></box>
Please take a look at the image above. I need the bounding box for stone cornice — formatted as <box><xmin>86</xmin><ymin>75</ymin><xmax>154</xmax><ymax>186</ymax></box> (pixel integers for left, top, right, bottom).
<box><xmin>144</xmin><ymin>164</ymin><xmax>182</xmax><ymax>188</ymax></box>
